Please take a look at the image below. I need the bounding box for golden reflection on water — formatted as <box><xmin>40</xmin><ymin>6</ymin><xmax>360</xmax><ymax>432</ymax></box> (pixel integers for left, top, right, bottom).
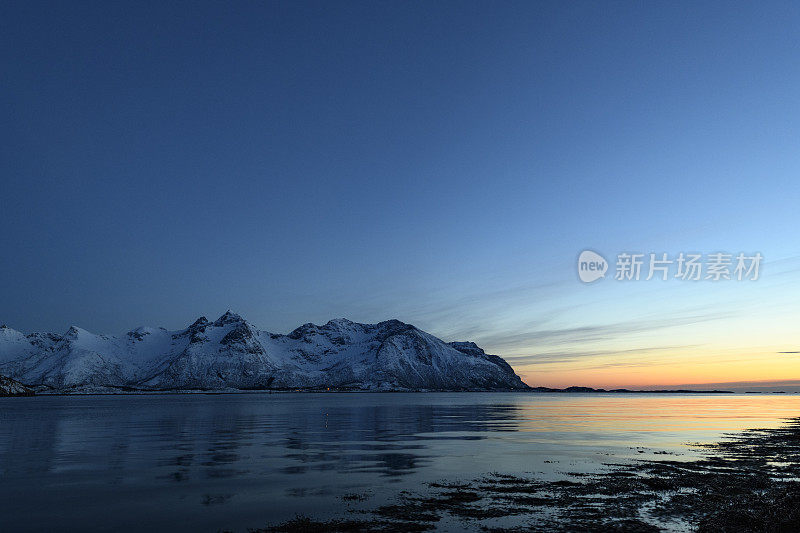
<box><xmin>512</xmin><ymin>394</ymin><xmax>800</xmax><ymax>436</ymax></box>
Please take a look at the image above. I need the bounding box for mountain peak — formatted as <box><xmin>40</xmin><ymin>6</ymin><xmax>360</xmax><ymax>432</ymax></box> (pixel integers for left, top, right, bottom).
<box><xmin>324</xmin><ymin>318</ymin><xmax>357</xmax><ymax>329</ymax></box>
<box><xmin>214</xmin><ymin>311</ymin><xmax>243</xmax><ymax>327</ymax></box>
<box><xmin>188</xmin><ymin>316</ymin><xmax>209</xmax><ymax>329</ymax></box>
<box><xmin>65</xmin><ymin>325</ymin><xmax>89</xmax><ymax>338</ymax></box>
<box><xmin>448</xmin><ymin>341</ymin><xmax>486</xmax><ymax>357</ymax></box>
<box><xmin>0</xmin><ymin>325</ymin><xmax>24</xmax><ymax>340</ymax></box>
<box><xmin>375</xmin><ymin>319</ymin><xmax>416</xmax><ymax>335</ymax></box>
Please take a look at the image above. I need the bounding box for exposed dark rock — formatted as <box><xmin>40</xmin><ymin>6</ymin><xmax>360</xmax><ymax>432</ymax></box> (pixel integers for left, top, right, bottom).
<box><xmin>0</xmin><ymin>375</ymin><xmax>34</xmax><ymax>396</ymax></box>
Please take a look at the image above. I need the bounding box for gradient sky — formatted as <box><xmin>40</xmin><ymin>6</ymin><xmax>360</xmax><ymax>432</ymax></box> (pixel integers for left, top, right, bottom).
<box><xmin>2</xmin><ymin>1</ymin><xmax>800</xmax><ymax>388</ymax></box>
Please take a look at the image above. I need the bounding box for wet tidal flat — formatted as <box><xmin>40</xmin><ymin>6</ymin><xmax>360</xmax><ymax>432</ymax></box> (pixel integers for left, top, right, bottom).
<box><xmin>266</xmin><ymin>418</ymin><xmax>800</xmax><ymax>532</ymax></box>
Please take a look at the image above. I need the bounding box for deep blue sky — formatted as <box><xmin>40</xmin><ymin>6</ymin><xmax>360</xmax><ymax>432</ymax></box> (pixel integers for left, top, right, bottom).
<box><xmin>3</xmin><ymin>1</ymin><xmax>800</xmax><ymax>386</ymax></box>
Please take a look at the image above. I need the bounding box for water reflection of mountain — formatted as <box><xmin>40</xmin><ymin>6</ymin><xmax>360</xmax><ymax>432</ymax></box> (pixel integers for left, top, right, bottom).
<box><xmin>0</xmin><ymin>396</ymin><xmax>525</xmax><ymax>487</ymax></box>
<box><xmin>1</xmin><ymin>395</ymin><xmax>528</xmax><ymax>532</ymax></box>
<box><xmin>279</xmin><ymin>402</ymin><xmax>522</xmax><ymax>477</ymax></box>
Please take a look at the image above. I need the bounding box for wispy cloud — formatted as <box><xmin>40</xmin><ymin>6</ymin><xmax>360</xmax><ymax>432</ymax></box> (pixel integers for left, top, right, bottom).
<box><xmin>503</xmin><ymin>345</ymin><xmax>697</xmax><ymax>366</ymax></box>
<box><xmin>474</xmin><ymin>311</ymin><xmax>729</xmax><ymax>354</ymax></box>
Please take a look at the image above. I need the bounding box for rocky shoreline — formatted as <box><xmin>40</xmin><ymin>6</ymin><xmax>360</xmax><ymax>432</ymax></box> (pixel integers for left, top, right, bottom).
<box><xmin>0</xmin><ymin>375</ymin><xmax>34</xmax><ymax>396</ymax></box>
<box><xmin>259</xmin><ymin>418</ymin><xmax>800</xmax><ymax>532</ymax></box>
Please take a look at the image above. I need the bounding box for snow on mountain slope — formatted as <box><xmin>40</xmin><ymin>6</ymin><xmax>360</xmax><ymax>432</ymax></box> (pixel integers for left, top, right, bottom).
<box><xmin>0</xmin><ymin>313</ymin><xmax>528</xmax><ymax>392</ymax></box>
<box><xmin>0</xmin><ymin>325</ymin><xmax>35</xmax><ymax>363</ymax></box>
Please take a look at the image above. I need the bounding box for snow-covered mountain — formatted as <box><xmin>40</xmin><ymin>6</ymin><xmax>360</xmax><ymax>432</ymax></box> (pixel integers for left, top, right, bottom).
<box><xmin>0</xmin><ymin>313</ymin><xmax>528</xmax><ymax>392</ymax></box>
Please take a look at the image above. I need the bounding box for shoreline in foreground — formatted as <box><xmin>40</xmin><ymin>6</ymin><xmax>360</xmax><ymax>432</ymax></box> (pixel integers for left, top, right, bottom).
<box><xmin>258</xmin><ymin>417</ymin><xmax>800</xmax><ymax>532</ymax></box>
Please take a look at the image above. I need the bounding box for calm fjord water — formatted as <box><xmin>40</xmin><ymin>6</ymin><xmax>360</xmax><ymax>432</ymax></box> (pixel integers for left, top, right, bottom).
<box><xmin>1</xmin><ymin>392</ymin><xmax>798</xmax><ymax>532</ymax></box>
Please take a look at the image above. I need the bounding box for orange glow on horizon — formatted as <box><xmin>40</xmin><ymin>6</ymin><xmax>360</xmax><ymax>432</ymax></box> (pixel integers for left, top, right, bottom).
<box><xmin>513</xmin><ymin>345</ymin><xmax>800</xmax><ymax>389</ymax></box>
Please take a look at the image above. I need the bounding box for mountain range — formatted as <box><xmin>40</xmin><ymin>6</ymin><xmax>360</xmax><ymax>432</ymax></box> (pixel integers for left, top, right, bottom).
<box><xmin>0</xmin><ymin>312</ymin><xmax>527</xmax><ymax>392</ymax></box>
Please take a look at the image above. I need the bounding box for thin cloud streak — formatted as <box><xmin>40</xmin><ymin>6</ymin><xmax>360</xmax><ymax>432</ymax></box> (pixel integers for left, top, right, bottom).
<box><xmin>503</xmin><ymin>345</ymin><xmax>698</xmax><ymax>365</ymax></box>
<box><xmin>474</xmin><ymin>312</ymin><xmax>729</xmax><ymax>353</ymax></box>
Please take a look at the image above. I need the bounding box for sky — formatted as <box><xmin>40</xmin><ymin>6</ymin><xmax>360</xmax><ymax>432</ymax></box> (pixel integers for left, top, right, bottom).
<box><xmin>2</xmin><ymin>1</ymin><xmax>800</xmax><ymax>389</ymax></box>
